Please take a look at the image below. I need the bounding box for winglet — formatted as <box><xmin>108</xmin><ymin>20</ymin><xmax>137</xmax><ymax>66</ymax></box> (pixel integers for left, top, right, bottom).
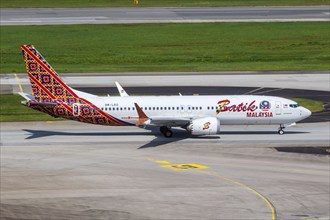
<box><xmin>115</xmin><ymin>81</ymin><xmax>129</xmax><ymax>97</ymax></box>
<box><xmin>134</xmin><ymin>103</ymin><xmax>149</xmax><ymax>126</ymax></box>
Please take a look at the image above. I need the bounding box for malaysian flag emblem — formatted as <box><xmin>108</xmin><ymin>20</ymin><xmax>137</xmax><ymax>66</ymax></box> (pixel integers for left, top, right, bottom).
<box><xmin>260</xmin><ymin>100</ymin><xmax>271</xmax><ymax>111</ymax></box>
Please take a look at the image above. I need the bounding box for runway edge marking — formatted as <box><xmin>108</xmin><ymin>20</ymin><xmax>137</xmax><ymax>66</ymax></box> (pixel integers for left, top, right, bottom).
<box><xmin>147</xmin><ymin>157</ymin><xmax>276</xmax><ymax>220</ymax></box>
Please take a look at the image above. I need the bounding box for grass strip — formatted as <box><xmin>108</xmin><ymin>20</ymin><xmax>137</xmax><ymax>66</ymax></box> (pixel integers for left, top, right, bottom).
<box><xmin>291</xmin><ymin>98</ymin><xmax>325</xmax><ymax>112</ymax></box>
<box><xmin>1</xmin><ymin>23</ymin><xmax>329</xmax><ymax>73</ymax></box>
<box><xmin>1</xmin><ymin>0</ymin><xmax>328</xmax><ymax>8</ymax></box>
<box><xmin>0</xmin><ymin>95</ymin><xmax>60</xmax><ymax>122</ymax></box>
<box><xmin>0</xmin><ymin>95</ymin><xmax>325</xmax><ymax>122</ymax></box>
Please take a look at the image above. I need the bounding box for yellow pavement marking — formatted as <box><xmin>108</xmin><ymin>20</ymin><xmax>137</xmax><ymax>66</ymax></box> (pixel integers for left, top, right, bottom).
<box><xmin>200</xmin><ymin>170</ymin><xmax>276</xmax><ymax>220</ymax></box>
<box><xmin>155</xmin><ymin>160</ymin><xmax>171</xmax><ymax>164</ymax></box>
<box><xmin>14</xmin><ymin>74</ymin><xmax>23</xmax><ymax>93</ymax></box>
<box><xmin>162</xmin><ymin>163</ymin><xmax>209</xmax><ymax>170</ymax></box>
<box><xmin>148</xmin><ymin>158</ymin><xmax>276</xmax><ymax>220</ymax></box>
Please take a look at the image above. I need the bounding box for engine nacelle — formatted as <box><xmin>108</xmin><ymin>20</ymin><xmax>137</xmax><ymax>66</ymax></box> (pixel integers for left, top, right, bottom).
<box><xmin>186</xmin><ymin>117</ymin><xmax>220</xmax><ymax>135</ymax></box>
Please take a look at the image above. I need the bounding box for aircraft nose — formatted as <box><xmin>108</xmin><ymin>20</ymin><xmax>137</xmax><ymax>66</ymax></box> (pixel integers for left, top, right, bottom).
<box><xmin>301</xmin><ymin>107</ymin><xmax>312</xmax><ymax>119</ymax></box>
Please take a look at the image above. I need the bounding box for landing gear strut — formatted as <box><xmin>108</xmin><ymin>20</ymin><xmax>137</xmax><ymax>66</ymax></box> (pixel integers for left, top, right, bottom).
<box><xmin>160</xmin><ymin>126</ymin><xmax>173</xmax><ymax>138</ymax></box>
<box><xmin>278</xmin><ymin>124</ymin><xmax>285</xmax><ymax>135</ymax></box>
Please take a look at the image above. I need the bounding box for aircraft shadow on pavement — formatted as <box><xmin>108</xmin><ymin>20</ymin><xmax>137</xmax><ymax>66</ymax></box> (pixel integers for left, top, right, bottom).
<box><xmin>22</xmin><ymin>129</ymin><xmax>307</xmax><ymax>149</ymax></box>
<box><xmin>22</xmin><ymin>128</ymin><xmax>219</xmax><ymax>149</ymax></box>
<box><xmin>23</xmin><ymin>129</ymin><xmax>153</xmax><ymax>139</ymax></box>
<box><xmin>221</xmin><ymin>131</ymin><xmax>309</xmax><ymax>135</ymax></box>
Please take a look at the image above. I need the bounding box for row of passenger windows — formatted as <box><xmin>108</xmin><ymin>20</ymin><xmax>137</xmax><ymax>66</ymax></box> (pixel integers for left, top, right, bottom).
<box><xmin>99</xmin><ymin>106</ymin><xmax>220</xmax><ymax>111</ymax></box>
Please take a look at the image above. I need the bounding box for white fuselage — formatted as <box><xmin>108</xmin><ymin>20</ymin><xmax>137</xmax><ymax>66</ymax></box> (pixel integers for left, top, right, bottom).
<box><xmin>87</xmin><ymin>95</ymin><xmax>311</xmax><ymax>126</ymax></box>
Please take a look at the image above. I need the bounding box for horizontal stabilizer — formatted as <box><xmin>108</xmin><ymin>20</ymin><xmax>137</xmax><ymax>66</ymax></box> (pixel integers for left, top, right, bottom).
<box><xmin>28</xmin><ymin>101</ymin><xmax>58</xmax><ymax>106</ymax></box>
<box><xmin>18</xmin><ymin>92</ymin><xmax>34</xmax><ymax>101</ymax></box>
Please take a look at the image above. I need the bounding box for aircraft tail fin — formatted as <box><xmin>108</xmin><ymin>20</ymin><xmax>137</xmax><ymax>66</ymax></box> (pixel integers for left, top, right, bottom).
<box><xmin>21</xmin><ymin>45</ymin><xmax>79</xmax><ymax>103</ymax></box>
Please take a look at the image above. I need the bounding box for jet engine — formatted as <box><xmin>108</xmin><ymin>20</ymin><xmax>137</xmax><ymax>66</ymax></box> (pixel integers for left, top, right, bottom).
<box><xmin>186</xmin><ymin>117</ymin><xmax>220</xmax><ymax>135</ymax></box>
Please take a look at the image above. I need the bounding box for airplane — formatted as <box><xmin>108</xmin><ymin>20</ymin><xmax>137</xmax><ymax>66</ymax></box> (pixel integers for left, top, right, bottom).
<box><xmin>19</xmin><ymin>45</ymin><xmax>311</xmax><ymax>137</ymax></box>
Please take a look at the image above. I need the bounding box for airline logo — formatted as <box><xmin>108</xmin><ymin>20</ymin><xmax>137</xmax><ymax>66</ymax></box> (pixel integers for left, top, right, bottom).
<box><xmin>203</xmin><ymin>122</ymin><xmax>210</xmax><ymax>130</ymax></box>
<box><xmin>216</xmin><ymin>99</ymin><xmax>257</xmax><ymax>115</ymax></box>
<box><xmin>216</xmin><ymin>99</ymin><xmax>273</xmax><ymax>118</ymax></box>
<box><xmin>260</xmin><ymin>100</ymin><xmax>271</xmax><ymax>111</ymax></box>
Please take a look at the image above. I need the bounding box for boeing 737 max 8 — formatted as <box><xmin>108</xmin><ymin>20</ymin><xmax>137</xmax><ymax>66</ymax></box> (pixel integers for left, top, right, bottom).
<box><xmin>19</xmin><ymin>45</ymin><xmax>311</xmax><ymax>137</ymax></box>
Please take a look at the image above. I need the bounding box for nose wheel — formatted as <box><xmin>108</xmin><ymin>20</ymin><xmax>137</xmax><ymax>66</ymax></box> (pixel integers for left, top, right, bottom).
<box><xmin>160</xmin><ymin>126</ymin><xmax>173</xmax><ymax>138</ymax></box>
<box><xmin>278</xmin><ymin>124</ymin><xmax>285</xmax><ymax>135</ymax></box>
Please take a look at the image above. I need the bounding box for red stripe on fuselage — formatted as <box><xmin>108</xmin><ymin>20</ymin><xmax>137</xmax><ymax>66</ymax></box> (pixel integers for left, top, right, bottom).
<box><xmin>79</xmin><ymin>97</ymin><xmax>126</xmax><ymax>126</ymax></box>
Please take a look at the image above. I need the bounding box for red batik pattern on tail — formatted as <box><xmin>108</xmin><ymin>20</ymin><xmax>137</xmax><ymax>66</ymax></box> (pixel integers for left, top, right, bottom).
<box><xmin>21</xmin><ymin>45</ymin><xmax>78</xmax><ymax>103</ymax></box>
<box><xmin>21</xmin><ymin>45</ymin><xmax>131</xmax><ymax>126</ymax></box>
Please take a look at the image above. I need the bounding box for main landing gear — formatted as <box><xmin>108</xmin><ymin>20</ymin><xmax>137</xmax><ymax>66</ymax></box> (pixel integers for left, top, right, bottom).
<box><xmin>278</xmin><ymin>124</ymin><xmax>285</xmax><ymax>135</ymax></box>
<box><xmin>160</xmin><ymin>126</ymin><xmax>173</xmax><ymax>138</ymax></box>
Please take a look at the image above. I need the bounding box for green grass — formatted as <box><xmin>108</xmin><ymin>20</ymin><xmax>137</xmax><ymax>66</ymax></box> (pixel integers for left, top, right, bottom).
<box><xmin>0</xmin><ymin>95</ymin><xmax>60</xmax><ymax>122</ymax></box>
<box><xmin>291</xmin><ymin>98</ymin><xmax>325</xmax><ymax>112</ymax></box>
<box><xmin>1</xmin><ymin>23</ymin><xmax>329</xmax><ymax>73</ymax></box>
<box><xmin>0</xmin><ymin>95</ymin><xmax>325</xmax><ymax>122</ymax></box>
<box><xmin>1</xmin><ymin>0</ymin><xmax>328</xmax><ymax>7</ymax></box>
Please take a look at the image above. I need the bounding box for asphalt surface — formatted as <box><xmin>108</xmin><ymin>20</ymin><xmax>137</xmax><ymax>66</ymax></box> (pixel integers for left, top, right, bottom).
<box><xmin>2</xmin><ymin>71</ymin><xmax>329</xmax><ymax>94</ymax></box>
<box><xmin>1</xmin><ymin>6</ymin><xmax>329</xmax><ymax>25</ymax></box>
<box><xmin>1</xmin><ymin>121</ymin><xmax>329</xmax><ymax>220</ymax></box>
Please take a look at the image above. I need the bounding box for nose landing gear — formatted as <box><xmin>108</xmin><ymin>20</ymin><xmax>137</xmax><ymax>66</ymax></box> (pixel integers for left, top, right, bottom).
<box><xmin>278</xmin><ymin>124</ymin><xmax>285</xmax><ymax>135</ymax></box>
<box><xmin>160</xmin><ymin>126</ymin><xmax>173</xmax><ymax>138</ymax></box>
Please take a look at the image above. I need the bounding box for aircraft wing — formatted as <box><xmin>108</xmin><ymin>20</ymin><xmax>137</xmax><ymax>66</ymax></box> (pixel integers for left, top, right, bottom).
<box><xmin>147</xmin><ymin>116</ymin><xmax>190</xmax><ymax>127</ymax></box>
<box><xmin>134</xmin><ymin>103</ymin><xmax>190</xmax><ymax>127</ymax></box>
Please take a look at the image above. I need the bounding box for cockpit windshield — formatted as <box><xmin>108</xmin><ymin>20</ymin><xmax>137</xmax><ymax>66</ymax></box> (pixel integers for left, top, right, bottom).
<box><xmin>289</xmin><ymin>104</ymin><xmax>299</xmax><ymax>108</ymax></box>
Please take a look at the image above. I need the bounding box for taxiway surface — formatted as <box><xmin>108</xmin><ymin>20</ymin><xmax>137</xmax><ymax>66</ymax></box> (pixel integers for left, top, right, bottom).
<box><xmin>1</xmin><ymin>6</ymin><xmax>329</xmax><ymax>25</ymax></box>
<box><xmin>2</xmin><ymin>71</ymin><xmax>329</xmax><ymax>94</ymax></box>
<box><xmin>1</xmin><ymin>121</ymin><xmax>329</xmax><ymax>220</ymax></box>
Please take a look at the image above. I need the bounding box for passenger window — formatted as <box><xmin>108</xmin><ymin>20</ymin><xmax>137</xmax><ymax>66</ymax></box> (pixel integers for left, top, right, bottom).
<box><xmin>128</xmin><ymin>107</ymin><xmax>130</xmax><ymax>110</ymax></box>
<box><xmin>164</xmin><ymin>107</ymin><xmax>167</xmax><ymax>110</ymax></box>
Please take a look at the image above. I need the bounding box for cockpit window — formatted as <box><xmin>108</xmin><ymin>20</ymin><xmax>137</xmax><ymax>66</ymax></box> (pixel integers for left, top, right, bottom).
<box><xmin>289</xmin><ymin>104</ymin><xmax>299</xmax><ymax>108</ymax></box>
